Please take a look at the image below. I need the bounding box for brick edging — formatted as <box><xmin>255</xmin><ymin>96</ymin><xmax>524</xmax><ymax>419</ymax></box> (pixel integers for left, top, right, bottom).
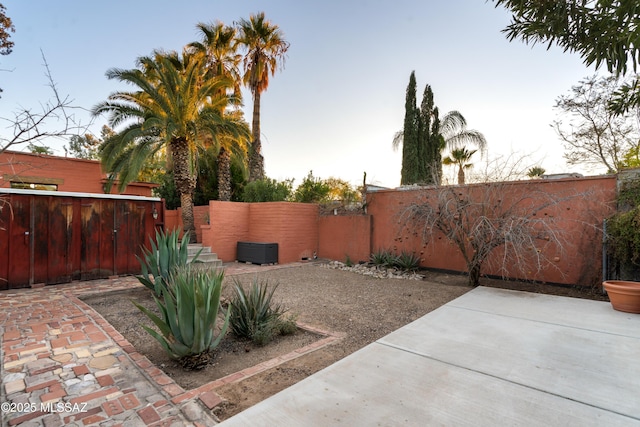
<box><xmin>171</xmin><ymin>323</ymin><xmax>345</xmax><ymax>406</ymax></box>
<box><xmin>71</xmin><ymin>293</ymin><xmax>344</xmax><ymax>411</ymax></box>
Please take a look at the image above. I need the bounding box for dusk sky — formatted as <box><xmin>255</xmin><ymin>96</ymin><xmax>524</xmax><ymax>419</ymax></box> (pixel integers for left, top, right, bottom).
<box><xmin>0</xmin><ymin>1</ymin><xmax>601</xmax><ymax>188</ymax></box>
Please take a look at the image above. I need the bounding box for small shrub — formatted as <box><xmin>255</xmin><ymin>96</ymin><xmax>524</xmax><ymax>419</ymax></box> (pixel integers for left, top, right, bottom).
<box><xmin>293</xmin><ymin>170</ymin><xmax>331</xmax><ymax>203</ymax></box>
<box><xmin>394</xmin><ymin>251</ymin><xmax>421</xmax><ymax>271</ymax></box>
<box><xmin>277</xmin><ymin>315</ymin><xmax>299</xmax><ymax>336</ymax></box>
<box><xmin>137</xmin><ymin>229</ymin><xmax>199</xmax><ymax>297</ymax></box>
<box><xmin>607</xmin><ymin>208</ymin><xmax>640</xmax><ymax>266</ymax></box>
<box><xmin>229</xmin><ymin>278</ymin><xmax>297</xmax><ymax>346</ymax></box>
<box><xmin>133</xmin><ymin>267</ymin><xmax>229</xmax><ymax>369</ymax></box>
<box><xmin>242</xmin><ymin>178</ymin><xmax>293</xmax><ymax>202</ymax></box>
<box><xmin>370</xmin><ymin>249</ymin><xmax>421</xmax><ymax>271</ymax></box>
<box><xmin>345</xmin><ymin>254</ymin><xmax>353</xmax><ymax>267</ymax></box>
<box><xmin>370</xmin><ymin>248</ymin><xmax>396</xmax><ymax>268</ymax></box>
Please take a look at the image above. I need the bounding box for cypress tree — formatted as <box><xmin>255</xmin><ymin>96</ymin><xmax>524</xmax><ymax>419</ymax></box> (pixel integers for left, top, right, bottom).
<box><xmin>398</xmin><ymin>74</ymin><xmax>446</xmax><ymax>186</ymax></box>
<box><xmin>418</xmin><ymin>85</ymin><xmax>433</xmax><ymax>183</ymax></box>
<box><xmin>427</xmin><ymin>106</ymin><xmax>444</xmax><ymax>185</ymax></box>
<box><xmin>418</xmin><ymin>86</ymin><xmax>444</xmax><ymax>185</ymax></box>
<box><xmin>400</xmin><ymin>72</ymin><xmax>420</xmax><ymax>185</ymax></box>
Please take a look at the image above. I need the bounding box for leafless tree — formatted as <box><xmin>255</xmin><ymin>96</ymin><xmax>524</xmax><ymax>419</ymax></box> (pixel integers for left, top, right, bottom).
<box><xmin>553</xmin><ymin>74</ymin><xmax>640</xmax><ymax>173</ymax></box>
<box><xmin>400</xmin><ymin>183</ymin><xmax>601</xmax><ymax>286</ymax></box>
<box><xmin>464</xmin><ymin>151</ymin><xmax>541</xmax><ymax>184</ymax></box>
<box><xmin>0</xmin><ymin>52</ymin><xmax>85</xmax><ymax>154</ymax></box>
<box><xmin>0</xmin><ymin>52</ymin><xmax>86</xmax><ymax>231</ymax></box>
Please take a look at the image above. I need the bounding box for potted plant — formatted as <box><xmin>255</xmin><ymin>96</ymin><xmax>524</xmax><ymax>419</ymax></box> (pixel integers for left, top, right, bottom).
<box><xmin>602</xmin><ymin>280</ymin><xmax>640</xmax><ymax>313</ymax></box>
<box><xmin>603</xmin><ymin>178</ymin><xmax>640</xmax><ymax>313</ymax></box>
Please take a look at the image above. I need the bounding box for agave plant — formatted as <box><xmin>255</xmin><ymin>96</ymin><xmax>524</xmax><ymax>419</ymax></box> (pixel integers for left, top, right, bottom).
<box><xmin>370</xmin><ymin>248</ymin><xmax>396</xmax><ymax>268</ymax></box>
<box><xmin>133</xmin><ymin>267</ymin><xmax>229</xmax><ymax>369</ymax></box>
<box><xmin>229</xmin><ymin>278</ymin><xmax>296</xmax><ymax>345</ymax></box>
<box><xmin>394</xmin><ymin>250</ymin><xmax>421</xmax><ymax>271</ymax></box>
<box><xmin>136</xmin><ymin>229</ymin><xmax>200</xmax><ymax>296</ymax></box>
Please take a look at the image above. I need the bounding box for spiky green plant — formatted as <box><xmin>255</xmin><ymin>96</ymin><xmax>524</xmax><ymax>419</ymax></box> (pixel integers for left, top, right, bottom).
<box><xmin>229</xmin><ymin>278</ymin><xmax>296</xmax><ymax>346</ymax></box>
<box><xmin>370</xmin><ymin>248</ymin><xmax>396</xmax><ymax>268</ymax></box>
<box><xmin>345</xmin><ymin>254</ymin><xmax>353</xmax><ymax>267</ymax></box>
<box><xmin>394</xmin><ymin>250</ymin><xmax>421</xmax><ymax>271</ymax></box>
<box><xmin>133</xmin><ymin>267</ymin><xmax>229</xmax><ymax>369</ymax></box>
<box><xmin>136</xmin><ymin>229</ymin><xmax>200</xmax><ymax>296</ymax></box>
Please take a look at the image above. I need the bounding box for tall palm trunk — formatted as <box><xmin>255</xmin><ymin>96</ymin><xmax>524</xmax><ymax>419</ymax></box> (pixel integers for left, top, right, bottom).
<box><xmin>458</xmin><ymin>166</ymin><xmax>466</xmax><ymax>185</ymax></box>
<box><xmin>170</xmin><ymin>137</ymin><xmax>197</xmax><ymax>243</ymax></box>
<box><xmin>217</xmin><ymin>147</ymin><xmax>232</xmax><ymax>201</ymax></box>
<box><xmin>249</xmin><ymin>89</ymin><xmax>264</xmax><ymax>181</ymax></box>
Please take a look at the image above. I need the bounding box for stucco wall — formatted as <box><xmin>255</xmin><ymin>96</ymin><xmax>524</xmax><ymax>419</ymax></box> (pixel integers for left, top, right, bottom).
<box><xmin>203</xmin><ymin>201</ymin><xmax>250</xmax><ymax>261</ymax></box>
<box><xmin>200</xmin><ymin>201</ymin><xmax>318</xmax><ymax>264</ymax></box>
<box><xmin>164</xmin><ymin>205</ymin><xmax>209</xmax><ymax>242</ymax></box>
<box><xmin>318</xmin><ymin>215</ymin><xmax>371</xmax><ymax>263</ymax></box>
<box><xmin>164</xmin><ymin>210</ymin><xmax>181</xmax><ymax>235</ymax></box>
<box><xmin>166</xmin><ymin>175</ymin><xmax>617</xmax><ymax>287</ymax></box>
<box><xmin>366</xmin><ymin>176</ymin><xmax>617</xmax><ymax>286</ymax></box>
<box><xmin>247</xmin><ymin>202</ymin><xmax>319</xmax><ymax>263</ymax></box>
<box><xmin>0</xmin><ymin>151</ymin><xmax>155</xmax><ymax>196</ymax></box>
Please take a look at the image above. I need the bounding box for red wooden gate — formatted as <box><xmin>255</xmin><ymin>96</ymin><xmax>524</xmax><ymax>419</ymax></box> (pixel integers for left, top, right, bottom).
<box><xmin>0</xmin><ymin>189</ymin><xmax>163</xmax><ymax>290</ymax></box>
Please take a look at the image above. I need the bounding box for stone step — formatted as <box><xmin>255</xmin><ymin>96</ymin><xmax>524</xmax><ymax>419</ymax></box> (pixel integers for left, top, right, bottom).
<box><xmin>189</xmin><ymin>259</ymin><xmax>224</xmax><ymax>270</ymax></box>
<box><xmin>188</xmin><ymin>244</ymin><xmax>211</xmax><ymax>256</ymax></box>
<box><xmin>191</xmin><ymin>252</ymin><xmax>219</xmax><ymax>263</ymax></box>
<box><xmin>186</xmin><ymin>244</ymin><xmax>222</xmax><ymax>269</ymax></box>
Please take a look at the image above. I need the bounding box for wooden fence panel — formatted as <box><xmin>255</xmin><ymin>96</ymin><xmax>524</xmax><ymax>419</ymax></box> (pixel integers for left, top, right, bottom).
<box><xmin>80</xmin><ymin>199</ymin><xmax>102</xmax><ymax>280</ymax></box>
<box><xmin>0</xmin><ymin>195</ymin><xmax>11</xmax><ymax>290</ymax></box>
<box><xmin>7</xmin><ymin>195</ymin><xmax>31</xmax><ymax>288</ymax></box>
<box><xmin>46</xmin><ymin>197</ymin><xmax>74</xmax><ymax>284</ymax></box>
<box><xmin>0</xmin><ymin>191</ymin><xmax>162</xmax><ymax>289</ymax></box>
<box><xmin>32</xmin><ymin>196</ymin><xmax>50</xmax><ymax>284</ymax></box>
<box><xmin>100</xmin><ymin>199</ymin><xmax>115</xmax><ymax>277</ymax></box>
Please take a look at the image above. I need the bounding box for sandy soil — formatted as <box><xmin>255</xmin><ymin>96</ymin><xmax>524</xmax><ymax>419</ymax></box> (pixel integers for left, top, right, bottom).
<box><xmin>83</xmin><ymin>263</ymin><xmax>607</xmax><ymax>421</ymax></box>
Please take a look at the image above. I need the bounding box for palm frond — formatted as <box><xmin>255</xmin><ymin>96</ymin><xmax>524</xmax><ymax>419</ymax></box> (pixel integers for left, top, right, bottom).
<box><xmin>392</xmin><ymin>131</ymin><xmax>404</xmax><ymax>151</ymax></box>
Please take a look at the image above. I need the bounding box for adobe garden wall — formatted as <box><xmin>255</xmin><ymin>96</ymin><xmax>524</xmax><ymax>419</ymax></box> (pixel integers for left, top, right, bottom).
<box><xmin>165</xmin><ymin>174</ymin><xmax>617</xmax><ymax>287</ymax></box>
<box><xmin>168</xmin><ymin>202</ymin><xmax>372</xmax><ymax>264</ymax></box>
<box><xmin>201</xmin><ymin>201</ymin><xmax>320</xmax><ymax>264</ymax></box>
<box><xmin>0</xmin><ymin>151</ymin><xmax>156</xmax><ymax>196</ymax></box>
<box><xmin>366</xmin><ymin>175</ymin><xmax>617</xmax><ymax>286</ymax></box>
<box><xmin>318</xmin><ymin>215</ymin><xmax>372</xmax><ymax>263</ymax></box>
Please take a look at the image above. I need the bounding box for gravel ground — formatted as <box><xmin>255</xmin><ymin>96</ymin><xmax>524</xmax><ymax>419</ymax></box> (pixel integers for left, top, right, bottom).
<box><xmin>85</xmin><ymin>262</ymin><xmax>607</xmax><ymax>421</ymax></box>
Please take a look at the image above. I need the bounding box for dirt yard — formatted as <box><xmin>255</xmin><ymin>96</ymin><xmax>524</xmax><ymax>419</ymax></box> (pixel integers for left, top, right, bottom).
<box><xmin>83</xmin><ymin>263</ymin><xmax>607</xmax><ymax>421</ymax></box>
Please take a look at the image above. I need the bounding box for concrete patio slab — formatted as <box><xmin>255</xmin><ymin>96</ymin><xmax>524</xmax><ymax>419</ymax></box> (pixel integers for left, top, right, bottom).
<box><xmin>220</xmin><ymin>287</ymin><xmax>640</xmax><ymax>426</ymax></box>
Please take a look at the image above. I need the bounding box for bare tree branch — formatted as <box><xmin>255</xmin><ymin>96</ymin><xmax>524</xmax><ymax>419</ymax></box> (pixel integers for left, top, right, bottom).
<box><xmin>554</xmin><ymin>75</ymin><xmax>640</xmax><ymax>173</ymax></box>
<box><xmin>400</xmin><ymin>183</ymin><xmax>606</xmax><ymax>287</ymax></box>
<box><xmin>0</xmin><ymin>51</ymin><xmax>89</xmax><ymax>154</ymax></box>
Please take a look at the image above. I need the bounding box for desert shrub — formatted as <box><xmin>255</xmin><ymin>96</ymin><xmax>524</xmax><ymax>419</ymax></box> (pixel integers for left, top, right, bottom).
<box><xmin>370</xmin><ymin>248</ymin><xmax>396</xmax><ymax>268</ymax></box>
<box><xmin>133</xmin><ymin>267</ymin><xmax>229</xmax><ymax>369</ymax></box>
<box><xmin>229</xmin><ymin>278</ymin><xmax>297</xmax><ymax>346</ymax></box>
<box><xmin>242</xmin><ymin>178</ymin><xmax>293</xmax><ymax>202</ymax></box>
<box><xmin>345</xmin><ymin>254</ymin><xmax>353</xmax><ymax>267</ymax></box>
<box><xmin>607</xmin><ymin>207</ymin><xmax>640</xmax><ymax>266</ymax></box>
<box><xmin>394</xmin><ymin>250</ymin><xmax>421</xmax><ymax>271</ymax></box>
<box><xmin>137</xmin><ymin>229</ymin><xmax>199</xmax><ymax>297</ymax></box>
<box><xmin>293</xmin><ymin>171</ymin><xmax>331</xmax><ymax>203</ymax></box>
<box><xmin>370</xmin><ymin>248</ymin><xmax>420</xmax><ymax>271</ymax></box>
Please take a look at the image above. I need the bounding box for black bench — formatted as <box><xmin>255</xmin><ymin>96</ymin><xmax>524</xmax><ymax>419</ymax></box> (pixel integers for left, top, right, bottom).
<box><xmin>236</xmin><ymin>242</ymin><xmax>278</xmax><ymax>265</ymax></box>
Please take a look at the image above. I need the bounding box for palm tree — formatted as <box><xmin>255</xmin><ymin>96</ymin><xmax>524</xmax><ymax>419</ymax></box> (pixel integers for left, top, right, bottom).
<box><xmin>93</xmin><ymin>50</ymin><xmax>249</xmax><ymax>242</ymax></box>
<box><xmin>199</xmin><ymin>113</ymin><xmax>249</xmax><ymax>201</ymax></box>
<box><xmin>189</xmin><ymin>21</ymin><xmax>242</xmax><ymax>98</ymax></box>
<box><xmin>192</xmin><ymin>141</ymin><xmax>247</xmax><ymax>203</ymax></box>
<box><xmin>236</xmin><ymin>12</ymin><xmax>289</xmax><ymax>181</ymax></box>
<box><xmin>440</xmin><ymin>111</ymin><xmax>487</xmax><ymax>154</ymax></box>
<box><xmin>527</xmin><ymin>166</ymin><xmax>546</xmax><ymax>179</ymax></box>
<box><xmin>190</xmin><ymin>23</ymin><xmax>250</xmax><ymax>201</ymax></box>
<box><xmin>443</xmin><ymin>147</ymin><xmax>477</xmax><ymax>185</ymax></box>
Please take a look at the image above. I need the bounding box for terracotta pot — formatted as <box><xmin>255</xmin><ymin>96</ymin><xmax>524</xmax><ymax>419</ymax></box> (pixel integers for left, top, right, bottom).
<box><xmin>603</xmin><ymin>280</ymin><xmax>640</xmax><ymax>314</ymax></box>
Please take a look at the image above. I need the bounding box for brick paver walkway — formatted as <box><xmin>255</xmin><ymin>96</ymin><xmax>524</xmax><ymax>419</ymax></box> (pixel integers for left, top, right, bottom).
<box><xmin>0</xmin><ymin>261</ymin><xmax>321</xmax><ymax>426</ymax></box>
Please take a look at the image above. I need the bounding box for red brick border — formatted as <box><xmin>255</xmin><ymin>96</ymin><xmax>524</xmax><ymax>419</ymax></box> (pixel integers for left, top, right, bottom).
<box><xmin>71</xmin><ymin>294</ymin><xmax>345</xmax><ymax>411</ymax></box>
